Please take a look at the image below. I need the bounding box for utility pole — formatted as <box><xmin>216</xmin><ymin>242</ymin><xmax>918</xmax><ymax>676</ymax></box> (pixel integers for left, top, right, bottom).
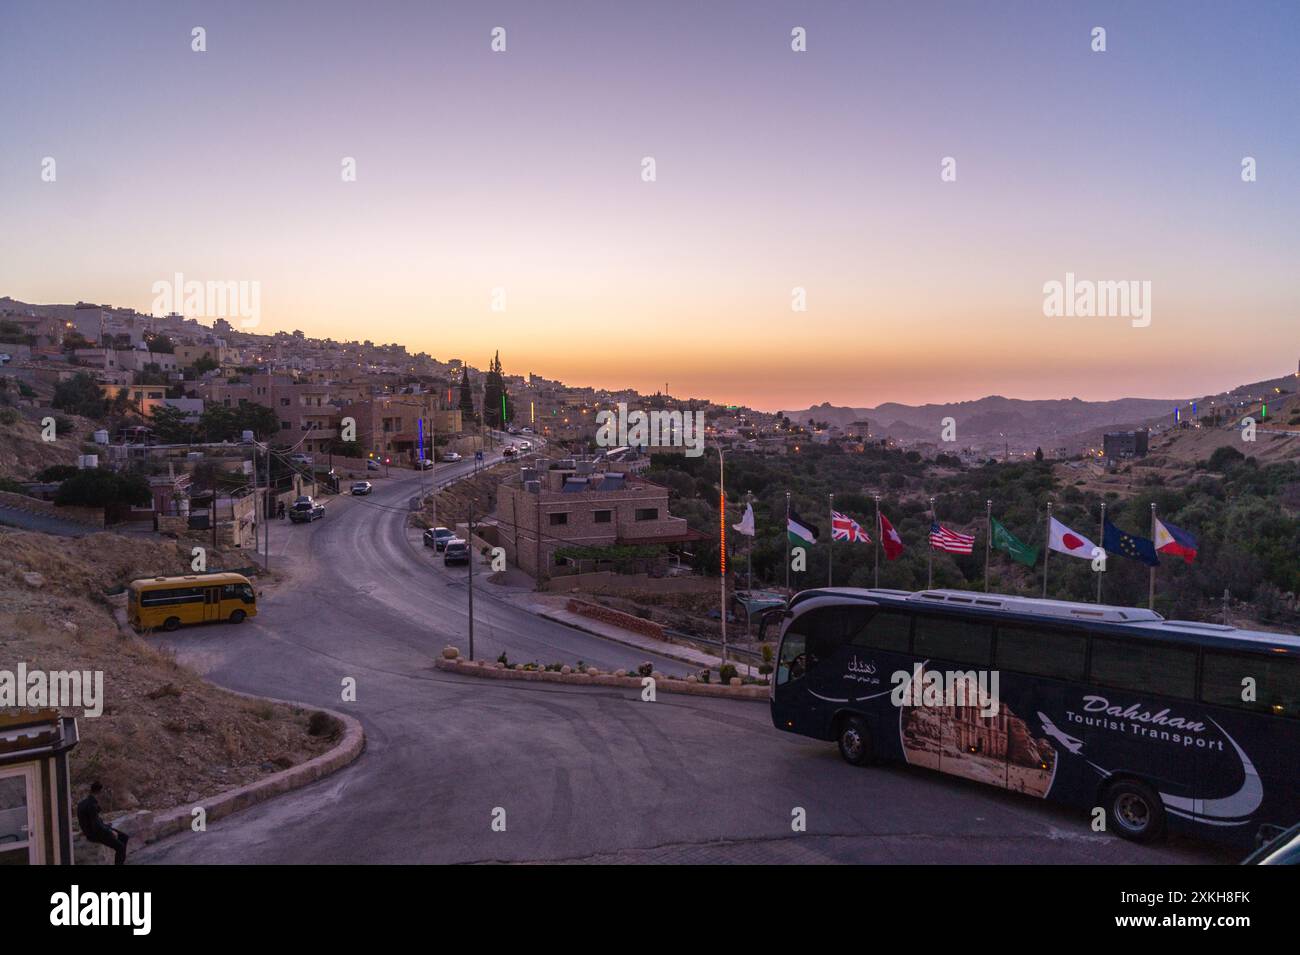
<box><xmin>827</xmin><ymin>492</ymin><xmax>834</xmax><ymax>587</ymax></box>
<box><xmin>250</xmin><ymin>440</ymin><xmax>259</xmax><ymax>567</ymax></box>
<box><xmin>467</xmin><ymin>498</ymin><xmax>476</xmax><ymax>661</ymax></box>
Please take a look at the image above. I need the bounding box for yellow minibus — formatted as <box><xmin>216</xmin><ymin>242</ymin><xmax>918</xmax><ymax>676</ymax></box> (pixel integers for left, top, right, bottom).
<box><xmin>127</xmin><ymin>573</ymin><xmax>258</xmax><ymax>632</ymax></box>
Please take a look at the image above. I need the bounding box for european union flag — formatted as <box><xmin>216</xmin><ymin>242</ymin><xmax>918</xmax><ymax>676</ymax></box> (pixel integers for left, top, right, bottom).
<box><xmin>1103</xmin><ymin>519</ymin><xmax>1160</xmax><ymax>567</ymax></box>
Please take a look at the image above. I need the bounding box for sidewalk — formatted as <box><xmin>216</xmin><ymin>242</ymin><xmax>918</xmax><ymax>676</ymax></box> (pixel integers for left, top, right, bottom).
<box><xmin>507</xmin><ymin>590</ymin><xmax>761</xmax><ymax>676</ymax></box>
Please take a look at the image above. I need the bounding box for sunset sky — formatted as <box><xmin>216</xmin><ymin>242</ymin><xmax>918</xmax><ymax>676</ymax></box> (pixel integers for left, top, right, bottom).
<box><xmin>2</xmin><ymin>1</ymin><xmax>1297</xmax><ymax>410</ymax></box>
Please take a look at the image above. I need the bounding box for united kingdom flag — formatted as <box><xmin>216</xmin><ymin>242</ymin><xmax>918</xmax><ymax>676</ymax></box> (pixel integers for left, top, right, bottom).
<box><xmin>831</xmin><ymin>510</ymin><xmax>871</xmax><ymax>543</ymax></box>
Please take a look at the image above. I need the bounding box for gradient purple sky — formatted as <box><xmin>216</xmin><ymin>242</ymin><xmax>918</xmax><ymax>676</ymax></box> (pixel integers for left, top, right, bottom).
<box><xmin>2</xmin><ymin>1</ymin><xmax>1297</xmax><ymax>410</ymax></box>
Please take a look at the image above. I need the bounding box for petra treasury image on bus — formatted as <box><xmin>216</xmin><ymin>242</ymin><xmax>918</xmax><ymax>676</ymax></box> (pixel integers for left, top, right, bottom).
<box><xmin>0</xmin><ymin>0</ymin><xmax>1294</xmax><ymax>937</ymax></box>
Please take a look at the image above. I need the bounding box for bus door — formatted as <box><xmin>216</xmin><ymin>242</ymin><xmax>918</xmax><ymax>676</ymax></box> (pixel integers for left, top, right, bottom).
<box><xmin>911</xmin><ymin>615</ymin><xmax>1007</xmax><ymax>788</ymax></box>
<box><xmin>203</xmin><ymin>586</ymin><xmax>224</xmax><ymax>622</ymax></box>
<box><xmin>1197</xmin><ymin>651</ymin><xmax>1296</xmax><ymax>838</ymax></box>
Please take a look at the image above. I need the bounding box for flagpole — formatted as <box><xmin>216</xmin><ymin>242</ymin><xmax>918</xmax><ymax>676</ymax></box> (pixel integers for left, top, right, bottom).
<box><xmin>719</xmin><ymin>449</ymin><xmax>727</xmax><ymax>665</ymax></box>
<box><xmin>1097</xmin><ymin>501</ymin><xmax>1106</xmax><ymax>604</ymax></box>
<box><xmin>1043</xmin><ymin>501</ymin><xmax>1053</xmax><ymax>598</ymax></box>
<box><xmin>873</xmin><ymin>494</ymin><xmax>881</xmax><ymax>589</ymax></box>
<box><xmin>785</xmin><ymin>491</ymin><xmax>791</xmax><ymax>595</ymax></box>
<box><xmin>828</xmin><ymin>492</ymin><xmax>834</xmax><ymax>588</ymax></box>
<box><xmin>745</xmin><ymin>489</ymin><xmax>753</xmax><ymax>640</ymax></box>
<box><xmin>746</xmin><ymin>490</ymin><xmax>753</xmax><ymax>593</ymax></box>
<box><xmin>1148</xmin><ymin>502</ymin><xmax>1157</xmax><ymax>611</ymax></box>
<box><xmin>927</xmin><ymin>496</ymin><xmax>935</xmax><ymax>589</ymax></box>
<box><xmin>984</xmin><ymin>499</ymin><xmax>991</xmax><ymax>593</ymax></box>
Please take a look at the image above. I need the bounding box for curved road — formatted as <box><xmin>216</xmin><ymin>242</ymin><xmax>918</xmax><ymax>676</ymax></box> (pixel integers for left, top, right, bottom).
<box><xmin>135</xmin><ymin>454</ymin><xmax>1229</xmax><ymax>863</ymax></box>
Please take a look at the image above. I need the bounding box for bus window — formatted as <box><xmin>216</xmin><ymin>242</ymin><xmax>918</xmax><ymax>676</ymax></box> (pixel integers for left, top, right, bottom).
<box><xmin>995</xmin><ymin>624</ymin><xmax>1086</xmax><ymax>681</ymax></box>
<box><xmin>913</xmin><ymin>614</ymin><xmax>993</xmax><ymax>666</ymax></box>
<box><xmin>777</xmin><ymin>606</ymin><xmax>862</xmax><ymax>684</ymax></box>
<box><xmin>850</xmin><ymin>610</ymin><xmax>912</xmax><ymax>653</ymax></box>
<box><xmin>222</xmin><ymin>582</ymin><xmax>255</xmax><ymax>604</ymax></box>
<box><xmin>1090</xmin><ymin>636</ymin><xmax>1195</xmax><ymax>699</ymax></box>
<box><xmin>1201</xmin><ymin>652</ymin><xmax>1300</xmax><ymax>719</ymax></box>
<box><xmin>140</xmin><ymin>586</ymin><xmax>204</xmax><ymax>608</ymax></box>
<box><xmin>777</xmin><ymin>631</ymin><xmax>806</xmax><ymax>685</ymax></box>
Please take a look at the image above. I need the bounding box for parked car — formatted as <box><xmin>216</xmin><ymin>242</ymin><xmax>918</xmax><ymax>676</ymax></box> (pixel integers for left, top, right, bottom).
<box><xmin>443</xmin><ymin>539</ymin><xmax>469</xmax><ymax>566</ymax></box>
<box><xmin>422</xmin><ymin>526</ymin><xmax>455</xmax><ymax>551</ymax></box>
<box><xmin>1243</xmin><ymin>822</ymin><xmax>1300</xmax><ymax>865</ymax></box>
<box><xmin>521</xmin><ymin>427</ymin><xmax>533</xmax><ymax>434</ymax></box>
<box><xmin>502</xmin><ymin>445</ymin><xmax>518</xmax><ymax>457</ymax></box>
<box><xmin>366</xmin><ymin>459</ymin><xmax>381</xmax><ymax>471</ymax></box>
<box><xmin>518</xmin><ymin>441</ymin><xmax>531</xmax><ymax>451</ymax></box>
<box><xmin>289</xmin><ymin>497</ymin><xmax>325</xmax><ymax>523</ymax></box>
<box><xmin>415</xmin><ymin>458</ymin><xmax>434</xmax><ymax>470</ymax></box>
<box><xmin>289</xmin><ymin>453</ymin><xmax>313</xmax><ymax>466</ymax></box>
<box><xmin>441</xmin><ymin>451</ymin><xmax>462</xmax><ymax>462</ymax></box>
<box><xmin>350</xmin><ymin>481</ymin><xmax>373</xmax><ymax>495</ymax></box>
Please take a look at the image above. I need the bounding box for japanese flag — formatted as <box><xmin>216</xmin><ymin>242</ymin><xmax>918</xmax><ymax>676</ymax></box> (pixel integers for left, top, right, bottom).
<box><xmin>1048</xmin><ymin>517</ymin><xmax>1096</xmax><ymax>559</ymax></box>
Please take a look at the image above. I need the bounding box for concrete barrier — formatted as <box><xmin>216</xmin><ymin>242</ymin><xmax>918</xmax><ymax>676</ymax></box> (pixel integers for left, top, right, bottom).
<box><xmin>435</xmin><ymin>649</ymin><xmax>769</xmax><ymax>702</ymax></box>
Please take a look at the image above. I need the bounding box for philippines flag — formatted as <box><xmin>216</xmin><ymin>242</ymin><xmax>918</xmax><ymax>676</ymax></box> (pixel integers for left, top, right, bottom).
<box><xmin>1154</xmin><ymin>517</ymin><xmax>1199</xmax><ymax>564</ymax></box>
<box><xmin>929</xmin><ymin>522</ymin><xmax>975</xmax><ymax>554</ymax></box>
<box><xmin>832</xmin><ymin>510</ymin><xmax>871</xmax><ymax>543</ymax></box>
<box><xmin>878</xmin><ymin>511</ymin><xmax>904</xmax><ymax>560</ymax></box>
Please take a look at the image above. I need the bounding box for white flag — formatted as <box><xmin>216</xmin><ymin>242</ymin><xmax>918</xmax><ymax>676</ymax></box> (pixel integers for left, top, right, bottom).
<box><xmin>732</xmin><ymin>503</ymin><xmax>755</xmax><ymax>537</ymax></box>
<box><xmin>1048</xmin><ymin>516</ymin><xmax>1096</xmax><ymax>559</ymax></box>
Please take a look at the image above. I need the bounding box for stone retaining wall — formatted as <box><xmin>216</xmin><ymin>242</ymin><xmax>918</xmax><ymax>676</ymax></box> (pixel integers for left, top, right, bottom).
<box><xmin>565</xmin><ymin>597</ymin><xmax>664</xmax><ymax>640</ymax></box>
<box><xmin>0</xmin><ymin>489</ymin><xmax>104</xmax><ymax>527</ymax></box>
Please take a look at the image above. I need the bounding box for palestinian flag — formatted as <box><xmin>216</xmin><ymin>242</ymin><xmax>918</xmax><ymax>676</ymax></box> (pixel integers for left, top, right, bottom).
<box><xmin>787</xmin><ymin>508</ymin><xmax>818</xmax><ymax>546</ymax></box>
<box><xmin>991</xmin><ymin>516</ymin><xmax>1039</xmax><ymax>567</ymax></box>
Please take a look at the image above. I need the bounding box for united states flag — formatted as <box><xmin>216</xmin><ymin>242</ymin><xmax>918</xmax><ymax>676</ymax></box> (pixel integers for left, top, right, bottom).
<box><xmin>832</xmin><ymin>510</ymin><xmax>871</xmax><ymax>543</ymax></box>
<box><xmin>929</xmin><ymin>522</ymin><xmax>975</xmax><ymax>554</ymax></box>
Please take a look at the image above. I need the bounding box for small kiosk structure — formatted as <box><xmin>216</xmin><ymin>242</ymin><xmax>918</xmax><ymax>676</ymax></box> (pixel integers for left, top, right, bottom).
<box><xmin>0</xmin><ymin>709</ymin><xmax>80</xmax><ymax>865</ymax></box>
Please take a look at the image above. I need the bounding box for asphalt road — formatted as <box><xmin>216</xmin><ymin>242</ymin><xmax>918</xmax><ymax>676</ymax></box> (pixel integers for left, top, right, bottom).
<box><xmin>134</xmin><ymin>452</ymin><xmax>1232</xmax><ymax>864</ymax></box>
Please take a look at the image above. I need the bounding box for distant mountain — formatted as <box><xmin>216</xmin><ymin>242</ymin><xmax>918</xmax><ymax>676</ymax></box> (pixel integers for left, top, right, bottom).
<box><xmin>781</xmin><ymin>396</ymin><xmax>1182</xmax><ymax>447</ymax></box>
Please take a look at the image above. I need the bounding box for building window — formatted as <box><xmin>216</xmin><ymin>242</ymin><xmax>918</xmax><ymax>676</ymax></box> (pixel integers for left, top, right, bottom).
<box><xmin>549</xmin><ymin>513</ymin><xmax>569</xmax><ymax>526</ymax></box>
<box><xmin>280</xmin><ymin>397</ymin><xmax>290</xmax><ymax>406</ymax></box>
<box><xmin>594</xmin><ymin>510</ymin><xmax>612</xmax><ymax>524</ymax></box>
<box><xmin>280</xmin><ymin>421</ymin><xmax>291</xmax><ymax>431</ymax></box>
<box><xmin>634</xmin><ymin>508</ymin><xmax>658</xmax><ymax>521</ymax></box>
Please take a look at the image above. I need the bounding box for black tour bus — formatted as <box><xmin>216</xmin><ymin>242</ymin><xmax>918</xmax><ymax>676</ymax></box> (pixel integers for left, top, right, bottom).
<box><xmin>770</xmin><ymin>587</ymin><xmax>1300</xmax><ymax>846</ymax></box>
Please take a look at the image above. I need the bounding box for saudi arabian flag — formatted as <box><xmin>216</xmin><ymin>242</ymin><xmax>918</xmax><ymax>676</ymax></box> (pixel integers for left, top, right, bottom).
<box><xmin>991</xmin><ymin>516</ymin><xmax>1039</xmax><ymax>567</ymax></box>
<box><xmin>787</xmin><ymin>509</ymin><xmax>818</xmax><ymax>546</ymax></box>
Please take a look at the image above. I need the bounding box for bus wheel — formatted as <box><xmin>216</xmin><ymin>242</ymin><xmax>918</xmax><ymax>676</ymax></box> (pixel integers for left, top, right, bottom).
<box><xmin>229</xmin><ymin>610</ymin><xmax>246</xmax><ymax>624</ymax></box>
<box><xmin>1105</xmin><ymin>780</ymin><xmax>1166</xmax><ymax>843</ymax></box>
<box><xmin>163</xmin><ymin>617</ymin><xmax>181</xmax><ymax>632</ymax></box>
<box><xmin>837</xmin><ymin>716</ymin><xmax>874</xmax><ymax>767</ymax></box>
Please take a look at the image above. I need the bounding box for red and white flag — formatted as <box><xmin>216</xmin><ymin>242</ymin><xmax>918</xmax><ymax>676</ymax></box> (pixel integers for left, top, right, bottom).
<box><xmin>929</xmin><ymin>522</ymin><xmax>975</xmax><ymax>554</ymax></box>
<box><xmin>1048</xmin><ymin>517</ymin><xmax>1096</xmax><ymax>559</ymax></box>
<box><xmin>878</xmin><ymin>511</ymin><xmax>904</xmax><ymax>560</ymax></box>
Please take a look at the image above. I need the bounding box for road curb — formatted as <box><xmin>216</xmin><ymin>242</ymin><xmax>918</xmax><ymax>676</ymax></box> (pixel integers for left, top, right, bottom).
<box><xmin>97</xmin><ymin>703</ymin><xmax>364</xmax><ymax>856</ymax></box>
<box><xmin>531</xmin><ymin>609</ymin><xmax>728</xmax><ymax>670</ymax></box>
<box><xmin>435</xmin><ymin>653</ymin><xmax>769</xmax><ymax>702</ymax></box>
